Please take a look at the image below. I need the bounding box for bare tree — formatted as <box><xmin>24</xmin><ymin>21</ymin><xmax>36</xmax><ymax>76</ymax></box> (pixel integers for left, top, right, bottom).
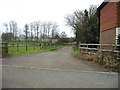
<box><xmin>29</xmin><ymin>21</ymin><xmax>60</xmax><ymax>43</ymax></box>
<box><xmin>33</xmin><ymin>22</ymin><xmax>37</xmax><ymax>41</ymax></box>
<box><xmin>39</xmin><ymin>22</ymin><xmax>42</xmax><ymax>41</ymax></box>
<box><xmin>47</xmin><ymin>22</ymin><xmax>52</xmax><ymax>39</ymax></box>
<box><xmin>24</xmin><ymin>24</ymin><xmax>29</xmax><ymax>51</ymax></box>
<box><xmin>8</xmin><ymin>20</ymin><xmax>18</xmax><ymax>44</ymax></box>
<box><xmin>42</xmin><ymin>22</ymin><xmax>47</xmax><ymax>41</ymax></box>
<box><xmin>9</xmin><ymin>22</ymin><xmax>13</xmax><ymax>33</ymax></box>
<box><xmin>36</xmin><ymin>22</ymin><xmax>40</xmax><ymax>42</ymax></box>
<box><xmin>51</xmin><ymin>22</ymin><xmax>59</xmax><ymax>38</ymax></box>
<box><xmin>65</xmin><ymin>5</ymin><xmax>99</xmax><ymax>46</ymax></box>
<box><xmin>65</xmin><ymin>10</ymin><xmax>84</xmax><ymax>47</ymax></box>
<box><xmin>30</xmin><ymin>23</ymin><xmax>34</xmax><ymax>41</ymax></box>
<box><xmin>3</xmin><ymin>23</ymin><xmax>8</xmax><ymax>33</ymax></box>
<box><xmin>60</xmin><ymin>31</ymin><xmax>67</xmax><ymax>38</ymax></box>
<box><xmin>89</xmin><ymin>5</ymin><xmax>97</xmax><ymax>17</ymax></box>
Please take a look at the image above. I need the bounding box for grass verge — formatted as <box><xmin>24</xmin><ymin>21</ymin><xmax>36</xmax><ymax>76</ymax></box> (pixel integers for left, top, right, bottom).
<box><xmin>72</xmin><ymin>46</ymin><xmax>79</xmax><ymax>57</ymax></box>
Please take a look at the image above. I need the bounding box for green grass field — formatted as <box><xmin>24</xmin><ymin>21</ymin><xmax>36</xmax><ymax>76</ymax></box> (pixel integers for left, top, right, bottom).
<box><xmin>8</xmin><ymin>45</ymin><xmax>63</xmax><ymax>56</ymax></box>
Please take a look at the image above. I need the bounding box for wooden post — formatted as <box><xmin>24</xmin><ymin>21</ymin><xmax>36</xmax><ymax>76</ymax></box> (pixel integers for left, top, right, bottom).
<box><xmin>26</xmin><ymin>42</ymin><xmax>27</xmax><ymax>51</ymax></box>
<box><xmin>17</xmin><ymin>43</ymin><xmax>19</xmax><ymax>52</ymax></box>
<box><xmin>86</xmin><ymin>45</ymin><xmax>88</xmax><ymax>53</ymax></box>
<box><xmin>2</xmin><ymin>42</ymin><xmax>8</xmax><ymax>57</ymax></box>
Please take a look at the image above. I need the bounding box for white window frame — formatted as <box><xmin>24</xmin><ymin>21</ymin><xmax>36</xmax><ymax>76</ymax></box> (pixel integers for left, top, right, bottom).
<box><xmin>116</xmin><ymin>28</ymin><xmax>120</xmax><ymax>45</ymax></box>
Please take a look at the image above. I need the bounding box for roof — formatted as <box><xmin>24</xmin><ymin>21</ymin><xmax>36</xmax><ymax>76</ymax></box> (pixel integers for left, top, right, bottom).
<box><xmin>98</xmin><ymin>0</ymin><xmax>120</xmax><ymax>11</ymax></box>
<box><xmin>97</xmin><ymin>2</ymin><xmax>108</xmax><ymax>11</ymax></box>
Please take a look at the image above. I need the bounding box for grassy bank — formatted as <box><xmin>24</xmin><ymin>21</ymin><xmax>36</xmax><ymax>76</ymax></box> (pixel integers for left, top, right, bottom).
<box><xmin>8</xmin><ymin>45</ymin><xmax>64</xmax><ymax>56</ymax></box>
<box><xmin>72</xmin><ymin>46</ymin><xmax>79</xmax><ymax>57</ymax></box>
<box><xmin>72</xmin><ymin>46</ymin><xmax>120</xmax><ymax>72</ymax></box>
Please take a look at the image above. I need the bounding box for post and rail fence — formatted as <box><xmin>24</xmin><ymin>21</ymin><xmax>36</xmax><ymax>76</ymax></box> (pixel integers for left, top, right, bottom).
<box><xmin>79</xmin><ymin>44</ymin><xmax>120</xmax><ymax>60</ymax></box>
<box><xmin>0</xmin><ymin>42</ymin><xmax>58</xmax><ymax>58</ymax></box>
<box><xmin>0</xmin><ymin>42</ymin><xmax>120</xmax><ymax>60</ymax></box>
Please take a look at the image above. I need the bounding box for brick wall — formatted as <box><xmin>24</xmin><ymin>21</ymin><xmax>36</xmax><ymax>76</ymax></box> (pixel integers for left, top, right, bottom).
<box><xmin>118</xmin><ymin>2</ymin><xmax>120</xmax><ymax>27</ymax></box>
<box><xmin>100</xmin><ymin>28</ymin><xmax>116</xmax><ymax>44</ymax></box>
<box><xmin>100</xmin><ymin>2</ymin><xmax>117</xmax><ymax>32</ymax></box>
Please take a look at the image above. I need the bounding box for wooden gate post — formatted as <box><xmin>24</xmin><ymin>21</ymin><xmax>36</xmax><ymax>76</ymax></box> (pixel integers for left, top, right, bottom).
<box><xmin>2</xmin><ymin>42</ymin><xmax>8</xmax><ymax>57</ymax></box>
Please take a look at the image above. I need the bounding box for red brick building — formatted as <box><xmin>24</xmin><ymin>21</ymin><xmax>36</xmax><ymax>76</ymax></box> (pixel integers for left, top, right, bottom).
<box><xmin>98</xmin><ymin>0</ymin><xmax>120</xmax><ymax>45</ymax></box>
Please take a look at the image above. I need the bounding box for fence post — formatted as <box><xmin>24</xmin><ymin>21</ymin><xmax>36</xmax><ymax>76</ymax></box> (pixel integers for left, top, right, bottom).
<box><xmin>86</xmin><ymin>45</ymin><xmax>88</xmax><ymax>53</ymax></box>
<box><xmin>17</xmin><ymin>43</ymin><xmax>19</xmax><ymax>52</ymax></box>
<box><xmin>26</xmin><ymin>42</ymin><xmax>28</xmax><ymax>51</ymax></box>
<box><xmin>39</xmin><ymin>43</ymin><xmax>41</xmax><ymax>50</ymax></box>
<box><xmin>2</xmin><ymin>42</ymin><xmax>8</xmax><ymax>57</ymax></box>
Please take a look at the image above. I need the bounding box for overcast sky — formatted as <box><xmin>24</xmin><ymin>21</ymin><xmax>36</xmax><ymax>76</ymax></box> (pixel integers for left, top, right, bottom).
<box><xmin>0</xmin><ymin>0</ymin><xmax>104</xmax><ymax>37</ymax></box>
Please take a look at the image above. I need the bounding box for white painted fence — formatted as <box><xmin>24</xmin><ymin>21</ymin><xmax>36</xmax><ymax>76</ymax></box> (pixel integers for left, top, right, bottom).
<box><xmin>79</xmin><ymin>44</ymin><xmax>120</xmax><ymax>60</ymax></box>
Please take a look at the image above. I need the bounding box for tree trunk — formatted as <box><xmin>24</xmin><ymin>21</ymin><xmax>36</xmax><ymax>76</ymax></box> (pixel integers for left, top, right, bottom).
<box><xmin>76</xmin><ymin>31</ymin><xmax>79</xmax><ymax>48</ymax></box>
